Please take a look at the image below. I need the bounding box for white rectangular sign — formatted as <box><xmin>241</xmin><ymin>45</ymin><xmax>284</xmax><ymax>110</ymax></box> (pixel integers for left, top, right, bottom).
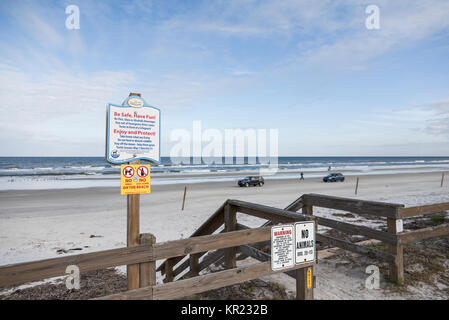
<box><xmin>294</xmin><ymin>222</ymin><xmax>315</xmax><ymax>265</ymax></box>
<box><xmin>271</xmin><ymin>225</ymin><xmax>294</xmax><ymax>271</ymax></box>
<box><xmin>396</xmin><ymin>219</ymin><xmax>403</xmax><ymax>233</ymax></box>
<box><xmin>106</xmin><ymin>96</ymin><xmax>160</xmax><ymax>164</ymax></box>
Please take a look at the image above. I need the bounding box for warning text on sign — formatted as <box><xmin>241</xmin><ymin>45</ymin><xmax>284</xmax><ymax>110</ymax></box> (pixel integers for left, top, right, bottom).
<box><xmin>120</xmin><ymin>164</ymin><xmax>151</xmax><ymax>195</ymax></box>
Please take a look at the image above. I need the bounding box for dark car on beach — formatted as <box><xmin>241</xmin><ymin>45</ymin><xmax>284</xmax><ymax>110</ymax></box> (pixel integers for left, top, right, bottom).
<box><xmin>323</xmin><ymin>173</ymin><xmax>345</xmax><ymax>182</ymax></box>
<box><xmin>238</xmin><ymin>176</ymin><xmax>264</xmax><ymax>187</ymax></box>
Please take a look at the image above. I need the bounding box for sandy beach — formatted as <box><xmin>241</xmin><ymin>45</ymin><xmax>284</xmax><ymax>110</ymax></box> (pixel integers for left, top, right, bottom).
<box><xmin>1</xmin><ymin>171</ymin><xmax>448</xmax><ymax>299</ymax></box>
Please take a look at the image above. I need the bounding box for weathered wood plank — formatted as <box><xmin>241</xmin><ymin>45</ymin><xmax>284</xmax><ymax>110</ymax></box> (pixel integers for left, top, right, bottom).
<box><xmin>399</xmin><ymin>223</ymin><xmax>449</xmax><ymax>244</ymax></box>
<box><xmin>164</xmin><ymin>258</ymin><xmax>175</xmax><ymax>283</ymax></box>
<box><xmin>238</xmin><ymin>226</ymin><xmax>393</xmax><ymax>263</ymax></box>
<box><xmin>398</xmin><ymin>202</ymin><xmax>449</xmax><ymax>218</ymax></box>
<box><xmin>233</xmin><ymin>196</ymin><xmax>305</xmax><ymax>261</ymax></box>
<box><xmin>171</xmin><ymin>257</ymin><xmax>191</xmax><ymax>279</ymax></box>
<box><xmin>98</xmin><ymin>261</ymin><xmax>314</xmax><ymax>300</ymax></box>
<box><xmin>238</xmin><ymin>245</ymin><xmax>270</xmax><ymax>262</ymax></box>
<box><xmin>139</xmin><ymin>233</ymin><xmax>156</xmax><ymax>288</ymax></box>
<box><xmin>387</xmin><ymin>218</ymin><xmax>404</xmax><ymax>283</ymax></box>
<box><xmin>296</xmin><ymin>267</ymin><xmax>313</xmax><ymax>300</ymax></box>
<box><xmin>285</xmin><ymin>196</ymin><xmax>305</xmax><ymax>212</ymax></box>
<box><xmin>171</xmin><ymin>228</ymin><xmax>231</xmax><ymax>279</ymax></box>
<box><xmin>315</xmin><ymin>216</ymin><xmax>398</xmax><ymax>244</ymax></box>
<box><xmin>159</xmin><ymin>262</ymin><xmax>313</xmax><ymax>300</ymax></box>
<box><xmin>316</xmin><ymin>234</ymin><xmax>395</xmax><ymax>263</ymax></box>
<box><xmin>153</xmin><ymin>226</ymin><xmax>271</xmax><ymax>261</ymax></box>
<box><xmin>302</xmin><ymin>194</ymin><xmax>403</xmax><ymax>218</ymax></box>
<box><xmin>238</xmin><ymin>245</ymin><xmax>296</xmax><ymax>279</ymax></box>
<box><xmin>228</xmin><ymin>199</ymin><xmax>314</xmax><ymax>223</ymax></box>
<box><xmin>158</xmin><ymin>202</ymin><xmax>226</xmax><ymax>273</ymax></box>
<box><xmin>189</xmin><ymin>253</ymin><xmax>200</xmax><ymax>277</ymax></box>
<box><xmin>196</xmin><ymin>250</ymin><xmax>225</xmax><ymax>273</ymax></box>
<box><xmin>224</xmin><ymin>204</ymin><xmax>237</xmax><ymax>269</ymax></box>
<box><xmin>0</xmin><ymin>245</ymin><xmax>153</xmax><ymax>288</ymax></box>
<box><xmin>174</xmin><ymin>196</ymin><xmax>307</xmax><ymax>276</ymax></box>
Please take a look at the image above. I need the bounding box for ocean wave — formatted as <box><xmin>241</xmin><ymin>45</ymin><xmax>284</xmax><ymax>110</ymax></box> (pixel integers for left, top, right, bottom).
<box><xmin>1</xmin><ymin>157</ymin><xmax>449</xmax><ymax>178</ymax></box>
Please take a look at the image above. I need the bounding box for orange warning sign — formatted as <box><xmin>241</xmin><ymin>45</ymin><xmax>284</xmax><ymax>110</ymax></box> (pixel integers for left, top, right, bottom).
<box><xmin>307</xmin><ymin>267</ymin><xmax>312</xmax><ymax>289</ymax></box>
<box><xmin>120</xmin><ymin>164</ymin><xmax>151</xmax><ymax>195</ymax></box>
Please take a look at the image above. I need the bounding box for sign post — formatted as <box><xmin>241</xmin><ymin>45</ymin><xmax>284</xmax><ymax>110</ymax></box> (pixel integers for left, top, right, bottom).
<box><xmin>271</xmin><ymin>219</ymin><xmax>316</xmax><ymax>300</ymax></box>
<box><xmin>106</xmin><ymin>93</ymin><xmax>160</xmax><ymax>290</ymax></box>
<box><xmin>127</xmin><ymin>159</ymin><xmax>140</xmax><ymax>290</ymax></box>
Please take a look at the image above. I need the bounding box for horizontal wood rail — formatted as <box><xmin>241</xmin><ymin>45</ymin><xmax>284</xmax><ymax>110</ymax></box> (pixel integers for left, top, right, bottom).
<box><xmin>157</xmin><ymin>202</ymin><xmax>226</xmax><ymax>274</ymax></box>
<box><xmin>236</xmin><ymin>222</ymin><xmax>396</xmax><ymax>264</ymax></box>
<box><xmin>399</xmin><ymin>223</ymin><xmax>449</xmax><ymax>244</ymax></box>
<box><xmin>314</xmin><ymin>216</ymin><xmax>398</xmax><ymax>245</ymax></box>
<box><xmin>152</xmin><ymin>226</ymin><xmax>271</xmax><ymax>260</ymax></box>
<box><xmin>231</xmin><ymin>203</ymin><xmax>398</xmax><ymax>245</ymax></box>
<box><xmin>316</xmin><ymin>234</ymin><xmax>396</xmax><ymax>263</ymax></box>
<box><xmin>238</xmin><ymin>245</ymin><xmax>296</xmax><ymax>279</ymax></box>
<box><xmin>0</xmin><ymin>226</ymin><xmax>273</xmax><ymax>288</ymax></box>
<box><xmin>97</xmin><ymin>260</ymin><xmax>314</xmax><ymax>300</ymax></box>
<box><xmin>398</xmin><ymin>202</ymin><xmax>449</xmax><ymax>219</ymax></box>
<box><xmin>0</xmin><ymin>245</ymin><xmax>153</xmax><ymax>288</ymax></box>
<box><xmin>160</xmin><ymin>196</ymin><xmax>307</xmax><ymax>280</ymax></box>
<box><xmin>4</xmin><ymin>194</ymin><xmax>448</xmax><ymax>299</ymax></box>
<box><xmin>302</xmin><ymin>194</ymin><xmax>403</xmax><ymax>218</ymax></box>
<box><xmin>228</xmin><ymin>199</ymin><xmax>314</xmax><ymax>223</ymax></box>
<box><xmin>231</xmin><ymin>197</ymin><xmax>305</xmax><ymax>259</ymax></box>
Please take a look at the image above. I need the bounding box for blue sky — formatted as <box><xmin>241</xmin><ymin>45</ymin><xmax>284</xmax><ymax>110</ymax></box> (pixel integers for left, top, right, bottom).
<box><xmin>0</xmin><ymin>0</ymin><xmax>448</xmax><ymax>156</ymax></box>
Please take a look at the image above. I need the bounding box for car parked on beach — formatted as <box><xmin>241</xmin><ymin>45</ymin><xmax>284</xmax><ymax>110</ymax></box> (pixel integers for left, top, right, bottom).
<box><xmin>238</xmin><ymin>176</ymin><xmax>264</xmax><ymax>187</ymax></box>
<box><xmin>323</xmin><ymin>173</ymin><xmax>345</xmax><ymax>182</ymax></box>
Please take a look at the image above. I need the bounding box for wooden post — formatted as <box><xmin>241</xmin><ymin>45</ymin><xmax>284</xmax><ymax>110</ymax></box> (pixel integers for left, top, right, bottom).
<box><xmin>164</xmin><ymin>258</ymin><xmax>174</xmax><ymax>283</ymax></box>
<box><xmin>189</xmin><ymin>253</ymin><xmax>200</xmax><ymax>277</ymax></box>
<box><xmin>296</xmin><ymin>267</ymin><xmax>313</xmax><ymax>300</ymax></box>
<box><xmin>297</xmin><ymin>205</ymin><xmax>314</xmax><ymax>300</ymax></box>
<box><xmin>355</xmin><ymin>177</ymin><xmax>359</xmax><ymax>195</ymax></box>
<box><xmin>441</xmin><ymin>173</ymin><xmax>445</xmax><ymax>188</ymax></box>
<box><xmin>182</xmin><ymin>186</ymin><xmax>187</xmax><ymax>210</ymax></box>
<box><xmin>139</xmin><ymin>233</ymin><xmax>156</xmax><ymax>289</ymax></box>
<box><xmin>127</xmin><ymin>158</ymin><xmax>140</xmax><ymax>290</ymax></box>
<box><xmin>224</xmin><ymin>204</ymin><xmax>237</xmax><ymax>269</ymax></box>
<box><xmin>387</xmin><ymin>217</ymin><xmax>404</xmax><ymax>284</ymax></box>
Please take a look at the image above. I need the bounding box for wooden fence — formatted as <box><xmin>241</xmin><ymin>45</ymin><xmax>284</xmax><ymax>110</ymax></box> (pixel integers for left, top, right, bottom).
<box><xmin>0</xmin><ymin>199</ymin><xmax>316</xmax><ymax>300</ymax></box>
<box><xmin>1</xmin><ymin>193</ymin><xmax>448</xmax><ymax>299</ymax></box>
<box><xmin>158</xmin><ymin>194</ymin><xmax>449</xmax><ymax>285</ymax></box>
<box><xmin>299</xmin><ymin>194</ymin><xmax>449</xmax><ymax>283</ymax></box>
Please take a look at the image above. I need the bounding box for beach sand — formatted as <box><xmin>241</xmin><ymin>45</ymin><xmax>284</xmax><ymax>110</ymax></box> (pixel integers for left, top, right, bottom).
<box><xmin>1</xmin><ymin>171</ymin><xmax>448</xmax><ymax>299</ymax></box>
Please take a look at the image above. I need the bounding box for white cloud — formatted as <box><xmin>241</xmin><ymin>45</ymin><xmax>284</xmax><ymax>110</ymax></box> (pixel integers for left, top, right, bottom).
<box><xmin>358</xmin><ymin>98</ymin><xmax>449</xmax><ymax>140</ymax></box>
<box><xmin>300</xmin><ymin>0</ymin><xmax>449</xmax><ymax>68</ymax></box>
<box><xmin>423</xmin><ymin>99</ymin><xmax>449</xmax><ymax>136</ymax></box>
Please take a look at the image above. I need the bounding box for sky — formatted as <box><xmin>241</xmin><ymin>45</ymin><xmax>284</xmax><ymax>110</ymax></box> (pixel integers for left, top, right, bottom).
<box><xmin>0</xmin><ymin>0</ymin><xmax>448</xmax><ymax>157</ymax></box>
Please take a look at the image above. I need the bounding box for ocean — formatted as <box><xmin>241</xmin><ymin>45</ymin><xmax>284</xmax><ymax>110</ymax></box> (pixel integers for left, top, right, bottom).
<box><xmin>1</xmin><ymin>156</ymin><xmax>448</xmax><ymax>190</ymax></box>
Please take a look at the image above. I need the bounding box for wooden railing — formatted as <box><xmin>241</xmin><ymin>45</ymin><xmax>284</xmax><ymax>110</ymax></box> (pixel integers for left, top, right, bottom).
<box><xmin>299</xmin><ymin>194</ymin><xmax>449</xmax><ymax>283</ymax></box>
<box><xmin>1</xmin><ymin>194</ymin><xmax>448</xmax><ymax>299</ymax></box>
<box><xmin>157</xmin><ymin>194</ymin><xmax>449</xmax><ymax>286</ymax></box>
<box><xmin>0</xmin><ymin>199</ymin><xmax>316</xmax><ymax>300</ymax></box>
<box><xmin>156</xmin><ymin>195</ymin><xmax>305</xmax><ymax>281</ymax></box>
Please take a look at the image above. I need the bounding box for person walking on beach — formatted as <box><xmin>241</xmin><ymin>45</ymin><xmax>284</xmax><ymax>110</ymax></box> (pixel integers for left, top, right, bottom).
<box><xmin>300</xmin><ymin>172</ymin><xmax>304</xmax><ymax>180</ymax></box>
<box><xmin>328</xmin><ymin>166</ymin><xmax>331</xmax><ymax>171</ymax></box>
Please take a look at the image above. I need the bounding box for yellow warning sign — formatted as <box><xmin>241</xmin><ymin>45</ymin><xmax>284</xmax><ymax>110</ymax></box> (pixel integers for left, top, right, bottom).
<box><xmin>120</xmin><ymin>164</ymin><xmax>151</xmax><ymax>195</ymax></box>
<box><xmin>307</xmin><ymin>267</ymin><xmax>312</xmax><ymax>289</ymax></box>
